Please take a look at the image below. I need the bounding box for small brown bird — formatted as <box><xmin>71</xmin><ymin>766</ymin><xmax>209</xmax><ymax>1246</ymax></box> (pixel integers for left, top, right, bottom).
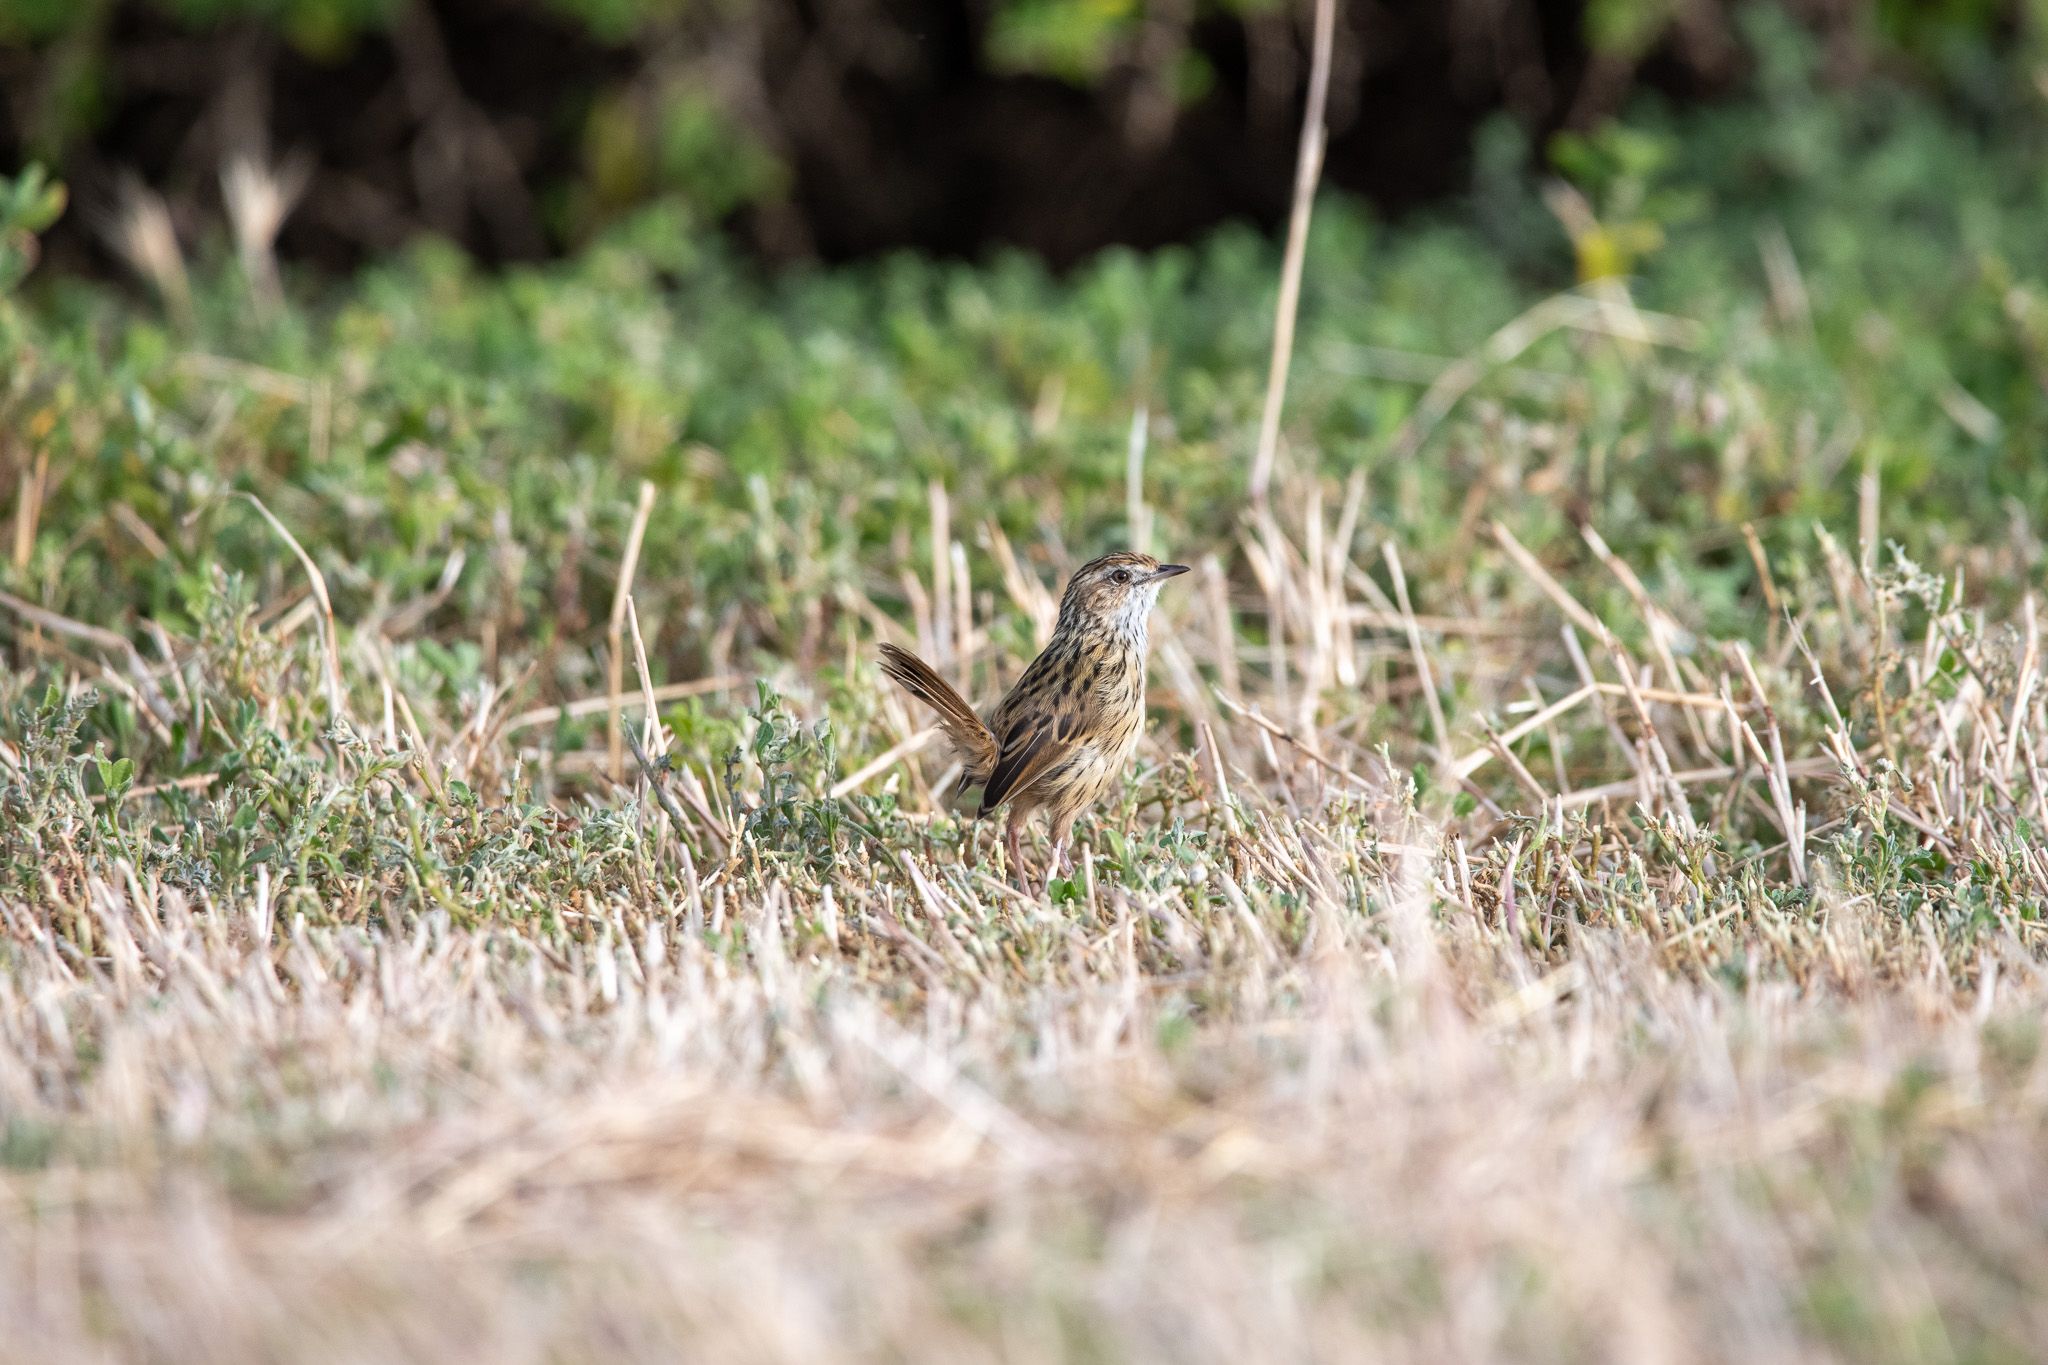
<box><xmin>880</xmin><ymin>551</ymin><xmax>1190</xmax><ymax>885</ymax></box>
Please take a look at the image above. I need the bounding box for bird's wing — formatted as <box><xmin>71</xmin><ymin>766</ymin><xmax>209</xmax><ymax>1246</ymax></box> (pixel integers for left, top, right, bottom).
<box><xmin>979</xmin><ymin>695</ymin><xmax>1094</xmax><ymax>814</ymax></box>
<box><xmin>979</xmin><ymin>717</ymin><xmax>1069</xmax><ymax>814</ymax></box>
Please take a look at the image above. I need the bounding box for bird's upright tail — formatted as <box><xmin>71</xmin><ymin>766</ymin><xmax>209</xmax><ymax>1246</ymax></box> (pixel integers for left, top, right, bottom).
<box><xmin>877</xmin><ymin>643</ymin><xmax>999</xmax><ymax>783</ymax></box>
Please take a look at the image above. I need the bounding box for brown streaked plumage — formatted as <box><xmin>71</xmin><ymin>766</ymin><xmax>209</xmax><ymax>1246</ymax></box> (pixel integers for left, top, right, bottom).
<box><xmin>879</xmin><ymin>551</ymin><xmax>1190</xmax><ymax>887</ymax></box>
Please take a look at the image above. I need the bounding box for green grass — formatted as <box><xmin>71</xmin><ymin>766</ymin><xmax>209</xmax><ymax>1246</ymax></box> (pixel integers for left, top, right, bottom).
<box><xmin>7</xmin><ymin>45</ymin><xmax>2048</xmax><ymax>1363</ymax></box>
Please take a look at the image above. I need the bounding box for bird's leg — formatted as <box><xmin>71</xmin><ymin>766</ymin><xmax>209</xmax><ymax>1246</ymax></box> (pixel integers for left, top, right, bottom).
<box><xmin>1004</xmin><ymin>811</ymin><xmax>1027</xmax><ymax>891</ymax></box>
<box><xmin>1046</xmin><ymin>838</ymin><xmax>1072</xmax><ymax>878</ymax></box>
<box><xmin>1043</xmin><ymin>812</ymin><xmax>1077</xmax><ymax>894</ymax></box>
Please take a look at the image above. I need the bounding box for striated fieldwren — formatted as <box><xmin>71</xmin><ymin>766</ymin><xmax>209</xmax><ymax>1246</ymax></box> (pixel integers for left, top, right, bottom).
<box><xmin>879</xmin><ymin>551</ymin><xmax>1189</xmax><ymax>886</ymax></box>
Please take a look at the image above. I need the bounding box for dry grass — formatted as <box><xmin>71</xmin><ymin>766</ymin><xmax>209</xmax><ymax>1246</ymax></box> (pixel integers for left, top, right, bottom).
<box><xmin>4</xmin><ymin>859</ymin><xmax>2044</xmax><ymax>1364</ymax></box>
<box><xmin>17</xmin><ymin>77</ymin><xmax>2048</xmax><ymax>1352</ymax></box>
<box><xmin>6</xmin><ymin>470</ymin><xmax>2048</xmax><ymax>1362</ymax></box>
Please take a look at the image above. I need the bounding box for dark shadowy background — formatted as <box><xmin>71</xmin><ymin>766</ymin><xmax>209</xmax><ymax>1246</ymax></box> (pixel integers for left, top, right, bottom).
<box><xmin>0</xmin><ymin>0</ymin><xmax>2030</xmax><ymax>274</ymax></box>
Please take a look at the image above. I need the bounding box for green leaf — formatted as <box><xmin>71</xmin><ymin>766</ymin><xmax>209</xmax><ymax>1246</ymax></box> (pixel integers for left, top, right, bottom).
<box><xmin>94</xmin><ymin>755</ymin><xmax>134</xmax><ymax>798</ymax></box>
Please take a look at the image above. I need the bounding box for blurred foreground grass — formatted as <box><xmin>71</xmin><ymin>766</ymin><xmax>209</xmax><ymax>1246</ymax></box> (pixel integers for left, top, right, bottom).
<box><xmin>6</xmin><ymin>49</ymin><xmax>2048</xmax><ymax>1365</ymax></box>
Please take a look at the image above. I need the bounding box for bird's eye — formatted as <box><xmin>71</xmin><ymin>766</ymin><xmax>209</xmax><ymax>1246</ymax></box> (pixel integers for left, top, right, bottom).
<box><xmin>1112</xmin><ymin>569</ymin><xmax>1131</xmax><ymax>584</ymax></box>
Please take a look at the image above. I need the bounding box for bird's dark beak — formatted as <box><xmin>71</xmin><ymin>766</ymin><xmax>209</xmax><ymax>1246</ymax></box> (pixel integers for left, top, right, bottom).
<box><xmin>1151</xmin><ymin>564</ymin><xmax>1191</xmax><ymax>582</ymax></box>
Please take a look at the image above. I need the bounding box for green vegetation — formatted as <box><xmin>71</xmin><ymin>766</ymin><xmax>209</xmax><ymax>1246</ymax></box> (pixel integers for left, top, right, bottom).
<box><xmin>7</xmin><ymin>0</ymin><xmax>2045</xmax><ymax>252</ymax></box>
<box><xmin>7</xmin><ymin>41</ymin><xmax>2048</xmax><ymax>1363</ymax></box>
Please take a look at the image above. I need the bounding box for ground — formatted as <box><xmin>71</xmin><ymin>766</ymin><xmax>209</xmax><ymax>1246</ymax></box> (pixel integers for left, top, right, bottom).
<box><xmin>5</xmin><ymin>66</ymin><xmax>2048</xmax><ymax>1363</ymax></box>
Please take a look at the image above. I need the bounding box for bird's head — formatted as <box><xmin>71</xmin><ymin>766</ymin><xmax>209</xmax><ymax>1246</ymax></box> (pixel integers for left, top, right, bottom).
<box><xmin>1055</xmin><ymin>551</ymin><xmax>1190</xmax><ymax>640</ymax></box>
